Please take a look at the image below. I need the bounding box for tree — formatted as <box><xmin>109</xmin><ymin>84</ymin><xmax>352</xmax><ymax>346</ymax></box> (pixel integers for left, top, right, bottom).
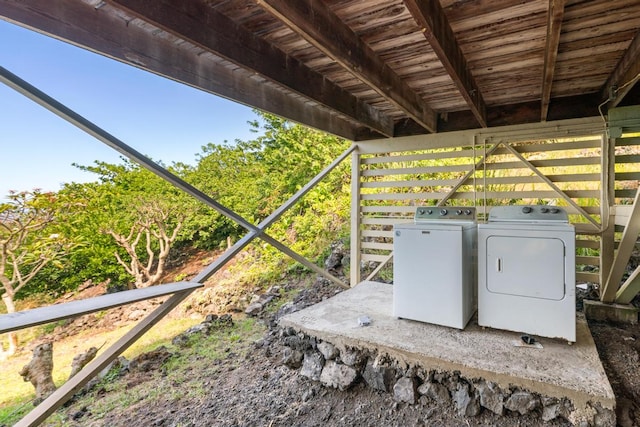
<box><xmin>0</xmin><ymin>191</ymin><xmax>68</xmax><ymax>355</ymax></box>
<box><xmin>105</xmin><ymin>198</ymin><xmax>185</xmax><ymax>288</ymax></box>
<box><xmin>74</xmin><ymin>159</ymin><xmax>193</xmax><ymax>289</ymax></box>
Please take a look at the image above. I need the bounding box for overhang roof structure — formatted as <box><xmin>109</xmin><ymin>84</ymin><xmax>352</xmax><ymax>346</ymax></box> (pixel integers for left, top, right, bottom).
<box><xmin>1</xmin><ymin>0</ymin><xmax>639</xmax><ymax>141</ymax></box>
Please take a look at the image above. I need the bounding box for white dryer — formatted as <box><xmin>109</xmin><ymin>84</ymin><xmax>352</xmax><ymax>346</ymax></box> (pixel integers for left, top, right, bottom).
<box><xmin>478</xmin><ymin>205</ymin><xmax>575</xmax><ymax>342</ymax></box>
<box><xmin>393</xmin><ymin>206</ymin><xmax>476</xmax><ymax>329</ymax></box>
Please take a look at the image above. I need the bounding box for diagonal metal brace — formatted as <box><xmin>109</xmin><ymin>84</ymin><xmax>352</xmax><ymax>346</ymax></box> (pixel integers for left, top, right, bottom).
<box><xmin>0</xmin><ymin>65</ymin><xmax>348</xmax><ymax>288</ymax></box>
<box><xmin>499</xmin><ymin>142</ymin><xmax>600</xmax><ymax>229</ymax></box>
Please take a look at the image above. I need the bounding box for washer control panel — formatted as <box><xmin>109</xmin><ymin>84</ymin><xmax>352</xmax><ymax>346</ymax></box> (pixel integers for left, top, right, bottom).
<box><xmin>414</xmin><ymin>206</ymin><xmax>476</xmax><ymax>221</ymax></box>
<box><xmin>488</xmin><ymin>205</ymin><xmax>568</xmax><ymax>223</ymax></box>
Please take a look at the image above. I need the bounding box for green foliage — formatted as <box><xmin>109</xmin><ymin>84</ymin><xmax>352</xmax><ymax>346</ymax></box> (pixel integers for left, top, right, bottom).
<box><xmin>8</xmin><ymin>110</ymin><xmax>352</xmax><ymax>299</ymax></box>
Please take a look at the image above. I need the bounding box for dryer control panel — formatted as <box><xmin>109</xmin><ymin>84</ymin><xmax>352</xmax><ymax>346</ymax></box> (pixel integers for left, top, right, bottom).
<box><xmin>487</xmin><ymin>205</ymin><xmax>568</xmax><ymax>223</ymax></box>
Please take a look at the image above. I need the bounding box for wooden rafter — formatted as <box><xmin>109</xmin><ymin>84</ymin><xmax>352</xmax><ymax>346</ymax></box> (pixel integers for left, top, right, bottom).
<box><xmin>0</xmin><ymin>0</ymin><xmax>364</xmax><ymax>140</ymax></box>
<box><xmin>109</xmin><ymin>0</ymin><xmax>394</xmax><ymax>138</ymax></box>
<box><xmin>438</xmin><ymin>94</ymin><xmax>600</xmax><ymax>133</ymax></box>
<box><xmin>403</xmin><ymin>0</ymin><xmax>487</xmax><ymax>128</ymax></box>
<box><xmin>600</xmin><ymin>29</ymin><xmax>640</xmax><ymax>109</ymax></box>
<box><xmin>541</xmin><ymin>0</ymin><xmax>566</xmax><ymax>121</ymax></box>
<box><xmin>256</xmin><ymin>0</ymin><xmax>438</xmax><ymax>133</ymax></box>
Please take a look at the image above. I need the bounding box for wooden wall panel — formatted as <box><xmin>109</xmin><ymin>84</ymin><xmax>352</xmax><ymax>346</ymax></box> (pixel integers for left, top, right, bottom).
<box><xmin>356</xmin><ymin>130</ymin><xmax>611</xmax><ymax>284</ymax></box>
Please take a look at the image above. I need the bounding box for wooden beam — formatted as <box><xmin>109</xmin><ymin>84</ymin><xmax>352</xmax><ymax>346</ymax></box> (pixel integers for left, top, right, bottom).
<box><xmin>403</xmin><ymin>0</ymin><xmax>487</xmax><ymax>128</ymax></box>
<box><xmin>438</xmin><ymin>94</ymin><xmax>600</xmax><ymax>133</ymax></box>
<box><xmin>108</xmin><ymin>0</ymin><xmax>394</xmax><ymax>137</ymax></box>
<box><xmin>15</xmin><ymin>290</ymin><xmax>195</xmax><ymax>427</ymax></box>
<box><xmin>600</xmin><ymin>29</ymin><xmax>640</xmax><ymax>109</ymax></box>
<box><xmin>0</xmin><ymin>282</ymin><xmax>202</xmax><ymax>334</ymax></box>
<box><xmin>601</xmin><ymin>187</ymin><xmax>640</xmax><ymax>302</ymax></box>
<box><xmin>615</xmin><ymin>264</ymin><xmax>640</xmax><ymax>304</ymax></box>
<box><xmin>350</xmin><ymin>149</ymin><xmax>362</xmax><ymax>286</ymax></box>
<box><xmin>257</xmin><ymin>0</ymin><xmax>438</xmax><ymax>133</ymax></box>
<box><xmin>541</xmin><ymin>0</ymin><xmax>566</xmax><ymax>121</ymax></box>
<box><xmin>0</xmin><ymin>0</ymin><xmax>363</xmax><ymax>140</ymax></box>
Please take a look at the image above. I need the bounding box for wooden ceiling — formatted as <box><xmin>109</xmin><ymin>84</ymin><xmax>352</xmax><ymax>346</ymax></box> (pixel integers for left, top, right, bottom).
<box><xmin>1</xmin><ymin>0</ymin><xmax>640</xmax><ymax>141</ymax></box>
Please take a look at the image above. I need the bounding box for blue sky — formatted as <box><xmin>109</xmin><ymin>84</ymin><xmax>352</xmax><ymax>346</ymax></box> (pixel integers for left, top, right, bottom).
<box><xmin>0</xmin><ymin>20</ymin><xmax>259</xmax><ymax>198</ymax></box>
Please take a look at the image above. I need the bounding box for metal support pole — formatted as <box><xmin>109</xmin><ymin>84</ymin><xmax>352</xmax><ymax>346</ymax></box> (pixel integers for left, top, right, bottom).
<box><xmin>15</xmin><ymin>289</ymin><xmax>198</xmax><ymax>427</ymax></box>
<box><xmin>0</xmin><ymin>65</ymin><xmax>347</xmax><ymax>287</ymax></box>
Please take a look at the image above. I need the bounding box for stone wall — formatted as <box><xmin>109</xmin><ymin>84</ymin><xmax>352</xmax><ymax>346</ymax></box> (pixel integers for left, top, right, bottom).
<box><xmin>278</xmin><ymin>327</ymin><xmax>615</xmax><ymax>426</ymax></box>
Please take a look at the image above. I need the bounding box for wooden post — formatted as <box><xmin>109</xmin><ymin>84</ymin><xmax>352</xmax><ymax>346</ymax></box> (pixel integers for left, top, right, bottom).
<box><xmin>599</xmin><ymin>134</ymin><xmax>616</xmax><ymax>290</ymax></box>
<box><xmin>15</xmin><ymin>289</ymin><xmax>197</xmax><ymax>427</ymax></box>
<box><xmin>350</xmin><ymin>147</ymin><xmax>362</xmax><ymax>286</ymax></box>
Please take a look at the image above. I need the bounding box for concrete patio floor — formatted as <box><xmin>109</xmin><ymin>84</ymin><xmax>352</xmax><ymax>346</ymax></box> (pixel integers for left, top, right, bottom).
<box><xmin>279</xmin><ymin>281</ymin><xmax>615</xmax><ymax>415</ymax></box>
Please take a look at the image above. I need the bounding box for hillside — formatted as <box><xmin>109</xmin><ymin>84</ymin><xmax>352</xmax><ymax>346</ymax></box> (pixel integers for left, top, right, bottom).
<box><xmin>2</xmin><ymin>250</ymin><xmax>640</xmax><ymax>426</ymax></box>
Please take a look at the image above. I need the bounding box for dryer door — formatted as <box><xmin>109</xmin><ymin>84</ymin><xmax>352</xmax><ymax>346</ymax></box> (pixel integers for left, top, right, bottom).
<box><xmin>485</xmin><ymin>235</ymin><xmax>565</xmax><ymax>300</ymax></box>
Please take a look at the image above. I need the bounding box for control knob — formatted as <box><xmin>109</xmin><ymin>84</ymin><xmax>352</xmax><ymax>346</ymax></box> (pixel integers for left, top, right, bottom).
<box><xmin>440</xmin><ymin>209</ymin><xmax>448</xmax><ymax>216</ymax></box>
<box><xmin>540</xmin><ymin>207</ymin><xmax>549</xmax><ymax>213</ymax></box>
<box><xmin>550</xmin><ymin>207</ymin><xmax>560</xmax><ymax>214</ymax></box>
<box><xmin>464</xmin><ymin>209</ymin><xmax>472</xmax><ymax>216</ymax></box>
<box><xmin>522</xmin><ymin>206</ymin><xmax>532</xmax><ymax>214</ymax></box>
<box><xmin>418</xmin><ymin>208</ymin><xmax>426</xmax><ymax>215</ymax></box>
<box><xmin>426</xmin><ymin>209</ymin><xmax>433</xmax><ymax>215</ymax></box>
<box><xmin>456</xmin><ymin>209</ymin><xmax>463</xmax><ymax>215</ymax></box>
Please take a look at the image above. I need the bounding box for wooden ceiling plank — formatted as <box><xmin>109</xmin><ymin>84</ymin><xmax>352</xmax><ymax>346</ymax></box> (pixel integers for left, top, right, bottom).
<box><xmin>257</xmin><ymin>0</ymin><xmax>437</xmax><ymax>133</ymax></box>
<box><xmin>0</xmin><ymin>0</ymin><xmax>365</xmax><ymax>140</ymax></box>
<box><xmin>109</xmin><ymin>0</ymin><xmax>394</xmax><ymax>137</ymax></box>
<box><xmin>600</xmin><ymin>29</ymin><xmax>640</xmax><ymax>109</ymax></box>
<box><xmin>403</xmin><ymin>0</ymin><xmax>487</xmax><ymax>127</ymax></box>
<box><xmin>541</xmin><ymin>0</ymin><xmax>566</xmax><ymax>121</ymax></box>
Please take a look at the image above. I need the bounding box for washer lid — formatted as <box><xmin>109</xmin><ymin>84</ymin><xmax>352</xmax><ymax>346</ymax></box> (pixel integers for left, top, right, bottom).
<box><xmin>488</xmin><ymin>205</ymin><xmax>568</xmax><ymax>223</ymax></box>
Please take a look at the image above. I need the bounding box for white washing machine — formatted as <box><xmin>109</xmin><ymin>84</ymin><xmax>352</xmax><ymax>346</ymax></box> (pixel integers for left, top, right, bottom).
<box><xmin>393</xmin><ymin>206</ymin><xmax>476</xmax><ymax>329</ymax></box>
<box><xmin>478</xmin><ymin>205</ymin><xmax>576</xmax><ymax>342</ymax></box>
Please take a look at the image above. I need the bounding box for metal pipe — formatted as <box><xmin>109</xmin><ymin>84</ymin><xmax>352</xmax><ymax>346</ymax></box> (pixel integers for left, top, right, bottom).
<box><xmin>0</xmin><ymin>65</ymin><xmax>348</xmax><ymax>287</ymax></box>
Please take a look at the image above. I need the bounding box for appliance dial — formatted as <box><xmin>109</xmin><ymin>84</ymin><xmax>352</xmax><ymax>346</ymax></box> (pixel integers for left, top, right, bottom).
<box><xmin>440</xmin><ymin>209</ymin><xmax>448</xmax><ymax>216</ymax></box>
<box><xmin>426</xmin><ymin>209</ymin><xmax>433</xmax><ymax>215</ymax></box>
<box><xmin>550</xmin><ymin>207</ymin><xmax>560</xmax><ymax>214</ymax></box>
<box><xmin>540</xmin><ymin>207</ymin><xmax>549</xmax><ymax>213</ymax></box>
<box><xmin>464</xmin><ymin>209</ymin><xmax>472</xmax><ymax>216</ymax></box>
<box><xmin>522</xmin><ymin>206</ymin><xmax>532</xmax><ymax>214</ymax></box>
<box><xmin>418</xmin><ymin>208</ymin><xmax>426</xmax><ymax>215</ymax></box>
<box><xmin>456</xmin><ymin>209</ymin><xmax>463</xmax><ymax>215</ymax></box>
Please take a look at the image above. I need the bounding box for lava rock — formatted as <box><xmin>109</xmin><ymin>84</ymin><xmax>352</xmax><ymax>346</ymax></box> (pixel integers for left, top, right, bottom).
<box><xmin>592</xmin><ymin>402</ymin><xmax>616</xmax><ymax>427</ymax></box>
<box><xmin>244</xmin><ymin>302</ymin><xmax>263</xmax><ymax>316</ymax></box>
<box><xmin>453</xmin><ymin>383</ymin><xmax>480</xmax><ymax>417</ymax></box>
<box><xmin>476</xmin><ymin>381</ymin><xmax>504</xmax><ymax>415</ymax></box>
<box><xmin>319</xmin><ymin>360</ymin><xmax>358</xmax><ymax>391</ymax></box>
<box><xmin>393</xmin><ymin>377</ymin><xmax>417</xmax><ymax>404</ymax></box>
<box><xmin>505</xmin><ymin>391</ymin><xmax>539</xmax><ymax>415</ymax></box>
<box><xmin>317</xmin><ymin>341</ymin><xmax>338</xmax><ymax>360</ymax></box>
<box><xmin>340</xmin><ymin>347</ymin><xmax>364</xmax><ymax>367</ymax></box>
<box><xmin>282</xmin><ymin>348</ymin><xmax>304</xmax><ymax>369</ymax></box>
<box><xmin>362</xmin><ymin>359</ymin><xmax>396</xmax><ymax>392</ymax></box>
<box><xmin>417</xmin><ymin>382</ymin><xmax>450</xmax><ymax>404</ymax></box>
<box><xmin>282</xmin><ymin>335</ymin><xmax>312</xmax><ymax>352</ymax></box>
<box><xmin>300</xmin><ymin>352</ymin><xmax>324</xmax><ymax>381</ymax></box>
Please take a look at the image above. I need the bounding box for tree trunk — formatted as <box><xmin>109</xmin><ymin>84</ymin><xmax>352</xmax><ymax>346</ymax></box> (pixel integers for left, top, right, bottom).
<box><xmin>1</xmin><ymin>292</ymin><xmax>18</xmax><ymax>355</ymax></box>
<box><xmin>19</xmin><ymin>342</ymin><xmax>57</xmax><ymax>404</ymax></box>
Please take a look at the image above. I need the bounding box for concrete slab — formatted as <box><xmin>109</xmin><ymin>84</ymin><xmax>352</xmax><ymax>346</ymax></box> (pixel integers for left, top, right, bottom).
<box><xmin>584</xmin><ymin>299</ymin><xmax>639</xmax><ymax>324</ymax></box>
<box><xmin>280</xmin><ymin>281</ymin><xmax>615</xmax><ymax>415</ymax></box>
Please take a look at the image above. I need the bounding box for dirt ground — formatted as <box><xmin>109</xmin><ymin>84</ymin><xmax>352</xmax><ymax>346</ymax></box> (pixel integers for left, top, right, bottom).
<box><xmin>44</xmin><ymin>277</ymin><xmax>640</xmax><ymax>427</ymax></box>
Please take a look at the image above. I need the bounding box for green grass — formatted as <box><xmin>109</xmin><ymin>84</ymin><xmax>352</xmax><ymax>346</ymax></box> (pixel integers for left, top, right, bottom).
<box><xmin>0</xmin><ymin>315</ymin><xmax>265</xmax><ymax>426</ymax></box>
<box><xmin>0</xmin><ymin>315</ymin><xmax>201</xmax><ymax>426</ymax></box>
<box><xmin>37</xmin><ymin>316</ymin><xmax>264</xmax><ymax>426</ymax></box>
